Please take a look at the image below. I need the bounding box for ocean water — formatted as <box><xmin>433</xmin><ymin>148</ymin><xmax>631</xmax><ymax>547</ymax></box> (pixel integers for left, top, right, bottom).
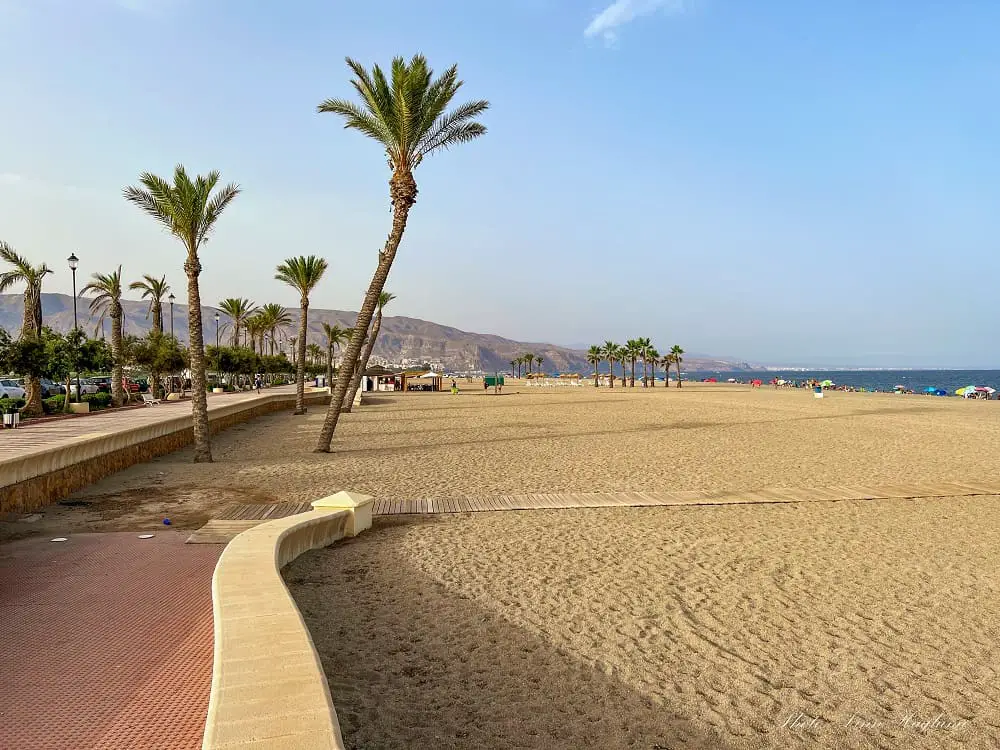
<box><xmin>686</xmin><ymin>370</ymin><xmax>1000</xmax><ymax>395</ymax></box>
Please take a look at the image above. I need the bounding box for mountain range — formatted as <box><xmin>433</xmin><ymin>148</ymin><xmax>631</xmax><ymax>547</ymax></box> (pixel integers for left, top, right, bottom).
<box><xmin>1</xmin><ymin>293</ymin><xmax>758</xmax><ymax>373</ymax></box>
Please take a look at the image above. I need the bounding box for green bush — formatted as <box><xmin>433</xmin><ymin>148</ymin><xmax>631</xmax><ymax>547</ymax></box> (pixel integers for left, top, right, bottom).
<box><xmin>42</xmin><ymin>395</ymin><xmax>66</xmax><ymax>414</ymax></box>
<box><xmin>0</xmin><ymin>397</ymin><xmax>26</xmax><ymax>412</ymax></box>
<box><xmin>82</xmin><ymin>392</ymin><xmax>113</xmax><ymax>409</ymax></box>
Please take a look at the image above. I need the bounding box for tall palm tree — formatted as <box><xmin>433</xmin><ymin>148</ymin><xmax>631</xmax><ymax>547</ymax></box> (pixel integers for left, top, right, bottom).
<box><xmin>322</xmin><ymin>322</ymin><xmax>348</xmax><ymax>391</ymax></box>
<box><xmin>601</xmin><ymin>341</ymin><xmax>618</xmax><ymax>388</ymax></box>
<box><xmin>644</xmin><ymin>345</ymin><xmax>659</xmax><ymax>386</ymax></box>
<box><xmin>635</xmin><ymin>337</ymin><xmax>653</xmax><ymax>386</ymax></box>
<box><xmin>535</xmin><ymin>355</ymin><xmax>544</xmax><ymax>374</ymax></box>
<box><xmin>128</xmin><ymin>274</ymin><xmax>170</xmax><ymax>335</ymax></box>
<box><xmin>81</xmin><ymin>266</ymin><xmax>126</xmax><ymax>407</ymax></box>
<box><xmin>124</xmin><ymin>165</ymin><xmax>240</xmax><ymax>463</ymax></box>
<box><xmin>0</xmin><ymin>243</ymin><xmax>52</xmax><ymax>416</ymax></box>
<box><xmin>307</xmin><ymin>343</ymin><xmax>323</xmax><ymax>367</ymax></box>
<box><xmin>344</xmin><ymin>291</ymin><xmax>395</xmax><ymax>411</ymax></box>
<box><xmin>586</xmin><ymin>345</ymin><xmax>602</xmax><ymax>387</ymax></box>
<box><xmin>258</xmin><ymin>303</ymin><xmax>292</xmax><ymax>355</ymax></box>
<box><xmin>245</xmin><ymin>312</ymin><xmax>267</xmax><ymax>354</ymax></box>
<box><xmin>671</xmin><ymin>345</ymin><xmax>685</xmax><ymax>388</ymax></box>
<box><xmin>626</xmin><ymin>339</ymin><xmax>643</xmax><ymax>387</ymax></box>
<box><xmin>315</xmin><ymin>55</ymin><xmax>489</xmax><ymax>452</ymax></box>
<box><xmin>509</xmin><ymin>359</ymin><xmax>517</xmax><ymax>378</ymax></box>
<box><xmin>276</xmin><ymin>255</ymin><xmax>328</xmax><ymax>415</ymax></box>
<box><xmin>218</xmin><ymin>297</ymin><xmax>257</xmax><ymax>347</ymax></box>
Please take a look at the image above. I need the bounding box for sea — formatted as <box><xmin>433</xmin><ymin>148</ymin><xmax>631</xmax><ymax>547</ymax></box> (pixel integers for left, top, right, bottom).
<box><xmin>686</xmin><ymin>370</ymin><xmax>1000</xmax><ymax>395</ymax></box>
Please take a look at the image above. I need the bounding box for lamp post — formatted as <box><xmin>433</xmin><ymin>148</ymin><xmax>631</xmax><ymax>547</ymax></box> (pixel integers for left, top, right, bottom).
<box><xmin>168</xmin><ymin>293</ymin><xmax>175</xmax><ymax>337</ymax></box>
<box><xmin>215</xmin><ymin>312</ymin><xmax>220</xmax><ymax>349</ymax></box>
<box><xmin>67</xmin><ymin>253</ymin><xmax>80</xmax><ymax>401</ymax></box>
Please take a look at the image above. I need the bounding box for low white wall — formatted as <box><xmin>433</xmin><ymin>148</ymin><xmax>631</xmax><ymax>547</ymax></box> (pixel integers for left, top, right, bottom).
<box><xmin>202</xmin><ymin>492</ymin><xmax>373</xmax><ymax>750</ymax></box>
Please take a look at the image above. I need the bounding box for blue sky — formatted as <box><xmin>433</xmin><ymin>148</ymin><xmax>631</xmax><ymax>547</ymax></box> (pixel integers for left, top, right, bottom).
<box><xmin>1</xmin><ymin>0</ymin><xmax>998</xmax><ymax>367</ymax></box>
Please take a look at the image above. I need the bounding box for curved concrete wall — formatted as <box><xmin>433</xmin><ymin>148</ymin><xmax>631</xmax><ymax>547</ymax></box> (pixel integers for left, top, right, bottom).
<box><xmin>202</xmin><ymin>492</ymin><xmax>373</xmax><ymax>750</ymax></box>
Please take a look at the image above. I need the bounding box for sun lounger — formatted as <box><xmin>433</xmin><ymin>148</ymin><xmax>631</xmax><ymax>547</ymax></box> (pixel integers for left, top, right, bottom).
<box><xmin>141</xmin><ymin>393</ymin><xmax>162</xmax><ymax>406</ymax></box>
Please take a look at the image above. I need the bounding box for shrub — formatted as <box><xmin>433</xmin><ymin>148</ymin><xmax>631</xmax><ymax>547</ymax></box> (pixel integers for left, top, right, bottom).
<box><xmin>0</xmin><ymin>397</ymin><xmax>26</xmax><ymax>413</ymax></box>
<box><xmin>42</xmin><ymin>395</ymin><xmax>66</xmax><ymax>414</ymax></box>
<box><xmin>82</xmin><ymin>392</ymin><xmax>113</xmax><ymax>409</ymax></box>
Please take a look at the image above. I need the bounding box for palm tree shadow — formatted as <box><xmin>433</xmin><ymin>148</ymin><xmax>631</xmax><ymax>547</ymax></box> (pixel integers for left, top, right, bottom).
<box><xmin>286</xmin><ymin>527</ymin><xmax>738</xmax><ymax>750</ymax></box>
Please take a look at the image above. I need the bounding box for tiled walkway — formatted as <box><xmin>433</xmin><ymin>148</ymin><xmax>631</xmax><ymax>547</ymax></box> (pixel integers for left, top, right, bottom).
<box><xmin>0</xmin><ymin>532</ymin><xmax>221</xmax><ymax>749</ymax></box>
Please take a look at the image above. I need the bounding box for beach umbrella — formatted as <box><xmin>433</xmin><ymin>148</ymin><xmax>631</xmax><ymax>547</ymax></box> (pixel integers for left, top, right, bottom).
<box><xmin>956</xmin><ymin>386</ymin><xmax>976</xmax><ymax>396</ymax></box>
<box><xmin>924</xmin><ymin>386</ymin><xmax>937</xmax><ymax>393</ymax></box>
<box><xmin>934</xmin><ymin>389</ymin><xmax>947</xmax><ymax>396</ymax></box>
<box><xmin>821</xmin><ymin>379</ymin><xmax>834</xmax><ymax>387</ymax></box>
<box><xmin>894</xmin><ymin>384</ymin><xmax>906</xmax><ymax>390</ymax></box>
<box><xmin>975</xmin><ymin>386</ymin><xmax>996</xmax><ymax>394</ymax></box>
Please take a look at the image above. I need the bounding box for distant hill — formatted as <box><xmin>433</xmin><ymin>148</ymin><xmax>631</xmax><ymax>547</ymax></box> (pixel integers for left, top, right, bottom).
<box><xmin>1</xmin><ymin>293</ymin><xmax>759</xmax><ymax>373</ymax></box>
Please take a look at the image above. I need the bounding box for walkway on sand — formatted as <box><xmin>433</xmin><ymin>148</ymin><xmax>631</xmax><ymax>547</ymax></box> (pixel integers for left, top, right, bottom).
<box><xmin>0</xmin><ymin>531</ymin><xmax>221</xmax><ymax>750</ymax></box>
<box><xmin>371</xmin><ymin>480</ymin><xmax>1000</xmax><ymax>514</ymax></box>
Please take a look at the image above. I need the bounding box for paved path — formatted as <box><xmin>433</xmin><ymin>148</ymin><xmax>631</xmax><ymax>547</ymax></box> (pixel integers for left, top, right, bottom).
<box><xmin>0</xmin><ymin>531</ymin><xmax>221</xmax><ymax>749</ymax></box>
<box><xmin>0</xmin><ymin>386</ymin><xmax>296</xmax><ymax>465</ymax></box>
<box><xmin>371</xmin><ymin>479</ymin><xmax>1000</xmax><ymax>514</ymax></box>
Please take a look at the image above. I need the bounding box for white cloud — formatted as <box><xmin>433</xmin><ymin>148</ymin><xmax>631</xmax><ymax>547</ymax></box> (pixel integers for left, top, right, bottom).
<box><xmin>0</xmin><ymin>173</ymin><xmax>23</xmax><ymax>184</ymax></box>
<box><xmin>584</xmin><ymin>0</ymin><xmax>687</xmax><ymax>45</ymax></box>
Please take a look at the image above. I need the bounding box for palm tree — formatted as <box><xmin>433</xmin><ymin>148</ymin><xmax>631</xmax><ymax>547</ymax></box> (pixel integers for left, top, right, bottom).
<box><xmin>671</xmin><ymin>345</ymin><xmax>685</xmax><ymax>388</ymax></box>
<box><xmin>586</xmin><ymin>345</ymin><xmax>602</xmax><ymax>387</ymax></box>
<box><xmin>307</xmin><ymin>343</ymin><xmax>323</xmax><ymax>367</ymax></box>
<box><xmin>626</xmin><ymin>339</ymin><xmax>643</xmax><ymax>387</ymax></box>
<box><xmin>315</xmin><ymin>55</ymin><xmax>489</xmax><ymax>452</ymax></box>
<box><xmin>124</xmin><ymin>165</ymin><xmax>240</xmax><ymax>463</ymax></box>
<box><xmin>322</xmin><ymin>322</ymin><xmax>348</xmax><ymax>391</ymax></box>
<box><xmin>509</xmin><ymin>359</ymin><xmax>517</xmax><ymax>378</ymax></box>
<box><xmin>644</xmin><ymin>345</ymin><xmax>659</xmax><ymax>386</ymax></box>
<box><xmin>276</xmin><ymin>255</ymin><xmax>328</xmax><ymax>415</ymax></box>
<box><xmin>0</xmin><ymin>243</ymin><xmax>52</xmax><ymax>415</ymax></box>
<box><xmin>258</xmin><ymin>303</ymin><xmax>292</xmax><ymax>355</ymax></box>
<box><xmin>602</xmin><ymin>341</ymin><xmax>618</xmax><ymax>388</ymax></box>
<box><xmin>81</xmin><ymin>266</ymin><xmax>126</xmax><ymax>407</ymax></box>
<box><xmin>128</xmin><ymin>274</ymin><xmax>170</xmax><ymax>336</ymax></box>
<box><xmin>661</xmin><ymin>353</ymin><xmax>674</xmax><ymax>385</ymax></box>
<box><xmin>535</xmin><ymin>355</ymin><xmax>544</xmax><ymax>374</ymax></box>
<box><xmin>218</xmin><ymin>297</ymin><xmax>257</xmax><ymax>347</ymax></box>
<box><xmin>344</xmin><ymin>291</ymin><xmax>395</xmax><ymax>412</ymax></box>
<box><xmin>245</xmin><ymin>313</ymin><xmax>266</xmax><ymax>354</ymax></box>
<box><xmin>635</xmin><ymin>337</ymin><xmax>653</xmax><ymax>386</ymax></box>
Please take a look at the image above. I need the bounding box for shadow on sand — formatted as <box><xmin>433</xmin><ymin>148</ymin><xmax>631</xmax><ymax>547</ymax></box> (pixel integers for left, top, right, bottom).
<box><xmin>285</xmin><ymin>517</ymin><xmax>736</xmax><ymax>750</ymax></box>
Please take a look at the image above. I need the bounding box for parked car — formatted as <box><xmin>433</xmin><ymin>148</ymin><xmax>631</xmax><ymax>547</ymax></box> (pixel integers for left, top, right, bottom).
<box><xmin>90</xmin><ymin>376</ymin><xmax>113</xmax><ymax>393</ymax></box>
<box><xmin>69</xmin><ymin>378</ymin><xmax>100</xmax><ymax>396</ymax></box>
<box><xmin>40</xmin><ymin>379</ymin><xmax>67</xmax><ymax>397</ymax></box>
<box><xmin>0</xmin><ymin>379</ymin><xmax>27</xmax><ymax>400</ymax></box>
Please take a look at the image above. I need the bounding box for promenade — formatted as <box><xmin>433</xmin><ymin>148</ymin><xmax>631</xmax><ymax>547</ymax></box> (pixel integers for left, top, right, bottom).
<box><xmin>1</xmin><ymin>385</ymin><xmax>327</xmax><ymax>513</ymax></box>
<box><xmin>0</xmin><ymin>531</ymin><xmax>221</xmax><ymax>749</ymax></box>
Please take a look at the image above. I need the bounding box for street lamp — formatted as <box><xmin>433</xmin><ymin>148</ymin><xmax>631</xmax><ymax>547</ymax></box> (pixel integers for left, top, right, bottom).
<box><xmin>168</xmin><ymin>293</ymin><xmax>175</xmax><ymax>337</ymax></box>
<box><xmin>67</xmin><ymin>253</ymin><xmax>80</xmax><ymax>401</ymax></box>
<box><xmin>215</xmin><ymin>312</ymin><xmax>220</xmax><ymax>349</ymax></box>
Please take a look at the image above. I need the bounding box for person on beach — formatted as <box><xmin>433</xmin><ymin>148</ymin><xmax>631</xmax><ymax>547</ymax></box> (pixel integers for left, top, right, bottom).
<box><xmin>254</xmin><ymin>374</ymin><xmax>262</xmax><ymax>394</ymax></box>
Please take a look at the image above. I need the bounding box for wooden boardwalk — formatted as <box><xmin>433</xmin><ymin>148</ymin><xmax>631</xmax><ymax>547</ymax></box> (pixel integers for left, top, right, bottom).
<box><xmin>371</xmin><ymin>480</ymin><xmax>1000</xmax><ymax>515</ymax></box>
<box><xmin>186</xmin><ymin>481</ymin><xmax>1000</xmax><ymax>543</ymax></box>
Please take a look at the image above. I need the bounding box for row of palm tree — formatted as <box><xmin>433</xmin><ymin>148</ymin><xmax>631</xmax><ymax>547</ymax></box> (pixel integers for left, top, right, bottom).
<box><xmin>508</xmin><ymin>353</ymin><xmax>544</xmax><ymax>378</ymax></box>
<box><xmin>4</xmin><ymin>54</ymin><xmax>488</xmax><ymax>455</ymax></box>
<box><xmin>586</xmin><ymin>341</ymin><xmax>685</xmax><ymax>388</ymax></box>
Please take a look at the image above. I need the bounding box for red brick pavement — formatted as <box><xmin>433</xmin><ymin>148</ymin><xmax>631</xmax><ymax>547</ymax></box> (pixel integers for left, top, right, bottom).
<box><xmin>0</xmin><ymin>532</ymin><xmax>221</xmax><ymax>749</ymax></box>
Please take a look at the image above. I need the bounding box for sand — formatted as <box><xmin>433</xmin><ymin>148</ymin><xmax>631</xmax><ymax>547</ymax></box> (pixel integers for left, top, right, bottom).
<box><xmin>288</xmin><ymin>499</ymin><xmax>1000</xmax><ymax>749</ymax></box>
<box><xmin>22</xmin><ymin>382</ymin><xmax>1000</xmax><ymax>538</ymax></box>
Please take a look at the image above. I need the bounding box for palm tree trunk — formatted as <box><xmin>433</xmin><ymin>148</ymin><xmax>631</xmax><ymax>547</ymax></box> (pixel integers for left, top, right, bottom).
<box><xmin>152</xmin><ymin>301</ymin><xmax>163</xmax><ymax>336</ymax></box>
<box><xmin>676</xmin><ymin>359</ymin><xmax>682</xmax><ymax>388</ymax></box>
<box><xmin>344</xmin><ymin>310</ymin><xmax>381</xmax><ymax>412</ymax></box>
<box><xmin>325</xmin><ymin>344</ymin><xmax>334</xmax><ymax>394</ymax></box>
<box><xmin>185</xmin><ymin>254</ymin><xmax>213</xmax><ymax>462</ymax></box>
<box><xmin>111</xmin><ymin>303</ymin><xmax>125</xmax><ymax>407</ymax></box>
<box><xmin>630</xmin><ymin>358</ymin><xmax>636</xmax><ymax>388</ymax></box>
<box><xmin>294</xmin><ymin>298</ymin><xmax>308</xmax><ymax>415</ymax></box>
<box><xmin>315</xmin><ymin>171</ymin><xmax>416</xmax><ymax>452</ymax></box>
<box><xmin>593</xmin><ymin>362</ymin><xmax>598</xmax><ymax>387</ymax></box>
<box><xmin>608</xmin><ymin>359</ymin><xmax>614</xmax><ymax>388</ymax></box>
<box><xmin>63</xmin><ymin>373</ymin><xmax>73</xmax><ymax>412</ymax></box>
<box><xmin>20</xmin><ymin>286</ymin><xmax>44</xmax><ymax>417</ymax></box>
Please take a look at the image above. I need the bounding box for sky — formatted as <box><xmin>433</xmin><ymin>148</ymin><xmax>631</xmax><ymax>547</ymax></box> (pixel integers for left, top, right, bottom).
<box><xmin>1</xmin><ymin>0</ymin><xmax>998</xmax><ymax>368</ymax></box>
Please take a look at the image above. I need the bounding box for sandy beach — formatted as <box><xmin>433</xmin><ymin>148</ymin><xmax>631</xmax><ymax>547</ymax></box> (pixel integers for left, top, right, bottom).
<box><xmin>11</xmin><ymin>383</ymin><xmax>999</xmax><ymax>748</ymax></box>
<box><xmin>288</xmin><ymin>497</ymin><xmax>1000</xmax><ymax>749</ymax></box>
<box><xmin>26</xmin><ymin>382</ymin><xmax>1000</xmax><ymax>537</ymax></box>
